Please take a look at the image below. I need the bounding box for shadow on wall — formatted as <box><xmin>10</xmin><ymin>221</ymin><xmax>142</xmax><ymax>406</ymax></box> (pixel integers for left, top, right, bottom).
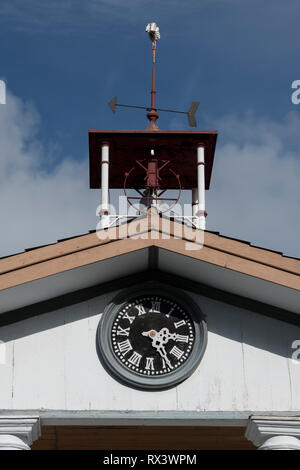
<box><xmin>0</xmin><ymin>279</ymin><xmax>299</xmax><ymax>361</ymax></box>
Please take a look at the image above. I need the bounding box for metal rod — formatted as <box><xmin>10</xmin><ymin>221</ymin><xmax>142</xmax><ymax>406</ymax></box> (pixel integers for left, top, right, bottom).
<box><xmin>115</xmin><ymin>103</ymin><xmax>188</xmax><ymax>115</ymax></box>
<box><xmin>127</xmin><ymin>197</ymin><xmax>178</xmax><ymax>201</ymax></box>
<box><xmin>155</xmin><ymin>108</ymin><xmax>187</xmax><ymax>115</ymax></box>
<box><xmin>151</xmin><ymin>44</ymin><xmax>156</xmax><ymax>109</ymax></box>
<box><xmin>115</xmin><ymin>103</ymin><xmax>151</xmax><ymax>111</ymax></box>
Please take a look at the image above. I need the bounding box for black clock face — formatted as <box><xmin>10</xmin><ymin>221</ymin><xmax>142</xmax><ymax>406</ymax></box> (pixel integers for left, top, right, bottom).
<box><xmin>111</xmin><ymin>295</ymin><xmax>195</xmax><ymax>376</ymax></box>
<box><xmin>97</xmin><ymin>285</ymin><xmax>207</xmax><ymax>390</ymax></box>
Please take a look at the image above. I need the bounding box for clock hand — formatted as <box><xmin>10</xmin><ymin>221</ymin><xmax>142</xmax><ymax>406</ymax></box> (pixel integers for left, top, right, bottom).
<box><xmin>157</xmin><ymin>327</ymin><xmax>177</xmax><ymax>344</ymax></box>
<box><xmin>142</xmin><ymin>329</ymin><xmax>173</xmax><ymax>369</ymax></box>
<box><xmin>143</xmin><ymin>328</ymin><xmax>184</xmax><ymax>344</ymax></box>
<box><xmin>142</xmin><ymin>329</ymin><xmax>157</xmax><ymax>339</ymax></box>
<box><xmin>153</xmin><ymin>341</ymin><xmax>173</xmax><ymax>369</ymax></box>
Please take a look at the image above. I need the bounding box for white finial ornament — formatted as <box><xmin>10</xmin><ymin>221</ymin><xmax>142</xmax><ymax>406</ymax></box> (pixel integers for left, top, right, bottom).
<box><xmin>145</xmin><ymin>22</ymin><xmax>160</xmax><ymax>44</ymax></box>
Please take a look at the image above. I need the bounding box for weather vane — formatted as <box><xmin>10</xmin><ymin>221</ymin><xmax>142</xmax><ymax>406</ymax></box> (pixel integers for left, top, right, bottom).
<box><xmin>108</xmin><ymin>22</ymin><xmax>200</xmax><ymax>129</ymax></box>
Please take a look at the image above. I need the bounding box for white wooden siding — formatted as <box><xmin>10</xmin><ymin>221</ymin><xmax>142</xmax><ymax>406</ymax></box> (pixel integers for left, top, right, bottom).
<box><xmin>1</xmin><ymin>289</ymin><xmax>300</xmax><ymax>412</ymax></box>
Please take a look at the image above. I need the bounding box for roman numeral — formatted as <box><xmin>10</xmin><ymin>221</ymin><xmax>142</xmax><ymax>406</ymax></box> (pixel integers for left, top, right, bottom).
<box><xmin>123</xmin><ymin>312</ymin><xmax>135</xmax><ymax>324</ymax></box>
<box><xmin>118</xmin><ymin>339</ymin><xmax>133</xmax><ymax>355</ymax></box>
<box><xmin>176</xmin><ymin>334</ymin><xmax>189</xmax><ymax>343</ymax></box>
<box><xmin>174</xmin><ymin>319</ymin><xmax>186</xmax><ymax>329</ymax></box>
<box><xmin>128</xmin><ymin>351</ymin><xmax>142</xmax><ymax>367</ymax></box>
<box><xmin>135</xmin><ymin>304</ymin><xmax>146</xmax><ymax>316</ymax></box>
<box><xmin>170</xmin><ymin>346</ymin><xmax>184</xmax><ymax>360</ymax></box>
<box><xmin>117</xmin><ymin>325</ymin><xmax>130</xmax><ymax>336</ymax></box>
<box><xmin>145</xmin><ymin>357</ymin><xmax>155</xmax><ymax>370</ymax></box>
<box><xmin>150</xmin><ymin>301</ymin><xmax>161</xmax><ymax>313</ymax></box>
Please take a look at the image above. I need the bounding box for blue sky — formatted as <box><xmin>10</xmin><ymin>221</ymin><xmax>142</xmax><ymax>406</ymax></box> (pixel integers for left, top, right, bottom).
<box><xmin>0</xmin><ymin>0</ymin><xmax>300</xmax><ymax>257</ymax></box>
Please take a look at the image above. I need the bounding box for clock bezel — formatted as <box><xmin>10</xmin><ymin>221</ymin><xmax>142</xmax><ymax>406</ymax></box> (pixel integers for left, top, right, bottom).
<box><xmin>97</xmin><ymin>283</ymin><xmax>207</xmax><ymax>390</ymax></box>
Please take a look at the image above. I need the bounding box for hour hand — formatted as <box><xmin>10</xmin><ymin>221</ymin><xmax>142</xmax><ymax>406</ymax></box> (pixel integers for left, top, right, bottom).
<box><xmin>157</xmin><ymin>327</ymin><xmax>177</xmax><ymax>344</ymax></box>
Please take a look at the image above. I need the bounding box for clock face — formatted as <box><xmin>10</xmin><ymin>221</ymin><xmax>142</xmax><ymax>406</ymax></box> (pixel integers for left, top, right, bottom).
<box><xmin>111</xmin><ymin>295</ymin><xmax>195</xmax><ymax>376</ymax></box>
<box><xmin>97</xmin><ymin>285</ymin><xmax>207</xmax><ymax>390</ymax></box>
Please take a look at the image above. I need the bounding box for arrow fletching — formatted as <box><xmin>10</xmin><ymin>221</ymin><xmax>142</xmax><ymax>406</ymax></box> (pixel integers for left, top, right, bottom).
<box><xmin>187</xmin><ymin>101</ymin><xmax>200</xmax><ymax>127</ymax></box>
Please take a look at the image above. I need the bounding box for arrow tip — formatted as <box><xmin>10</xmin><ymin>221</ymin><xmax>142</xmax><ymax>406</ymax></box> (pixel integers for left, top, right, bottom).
<box><xmin>108</xmin><ymin>96</ymin><xmax>117</xmax><ymax>113</ymax></box>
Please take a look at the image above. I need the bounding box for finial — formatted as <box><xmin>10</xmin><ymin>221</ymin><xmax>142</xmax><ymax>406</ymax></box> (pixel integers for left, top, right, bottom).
<box><xmin>145</xmin><ymin>22</ymin><xmax>160</xmax><ymax>131</ymax></box>
<box><xmin>145</xmin><ymin>22</ymin><xmax>160</xmax><ymax>48</ymax></box>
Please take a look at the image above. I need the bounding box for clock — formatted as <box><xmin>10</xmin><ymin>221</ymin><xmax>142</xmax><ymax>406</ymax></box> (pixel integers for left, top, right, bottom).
<box><xmin>97</xmin><ymin>285</ymin><xmax>207</xmax><ymax>390</ymax></box>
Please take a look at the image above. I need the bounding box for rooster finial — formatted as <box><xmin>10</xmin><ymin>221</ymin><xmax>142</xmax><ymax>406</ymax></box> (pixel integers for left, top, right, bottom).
<box><xmin>145</xmin><ymin>22</ymin><xmax>160</xmax><ymax>46</ymax></box>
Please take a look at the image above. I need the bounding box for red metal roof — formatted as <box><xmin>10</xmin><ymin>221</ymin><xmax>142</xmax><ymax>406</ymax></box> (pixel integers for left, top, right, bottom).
<box><xmin>89</xmin><ymin>129</ymin><xmax>218</xmax><ymax>190</ymax></box>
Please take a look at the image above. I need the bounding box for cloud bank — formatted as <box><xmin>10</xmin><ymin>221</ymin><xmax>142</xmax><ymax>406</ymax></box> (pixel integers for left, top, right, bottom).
<box><xmin>207</xmin><ymin>112</ymin><xmax>300</xmax><ymax>257</ymax></box>
<box><xmin>0</xmin><ymin>91</ymin><xmax>98</xmax><ymax>257</ymax></box>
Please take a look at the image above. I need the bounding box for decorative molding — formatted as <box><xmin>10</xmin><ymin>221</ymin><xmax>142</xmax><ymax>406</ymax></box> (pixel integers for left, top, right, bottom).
<box><xmin>245</xmin><ymin>415</ymin><xmax>300</xmax><ymax>448</ymax></box>
<box><xmin>0</xmin><ymin>416</ymin><xmax>41</xmax><ymax>449</ymax></box>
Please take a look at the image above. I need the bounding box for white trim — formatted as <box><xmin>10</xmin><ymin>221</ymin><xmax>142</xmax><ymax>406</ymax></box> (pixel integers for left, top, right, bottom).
<box><xmin>1</xmin><ymin>410</ymin><xmax>300</xmax><ymax>427</ymax></box>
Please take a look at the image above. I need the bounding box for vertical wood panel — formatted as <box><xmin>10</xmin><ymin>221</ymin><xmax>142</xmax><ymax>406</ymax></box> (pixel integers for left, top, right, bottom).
<box><xmin>0</xmin><ymin>323</ymin><xmax>13</xmax><ymax>408</ymax></box>
<box><xmin>1</xmin><ymin>292</ymin><xmax>299</xmax><ymax>412</ymax></box>
<box><xmin>242</xmin><ymin>310</ymin><xmax>293</xmax><ymax>411</ymax></box>
<box><xmin>12</xmin><ymin>311</ymin><xmax>66</xmax><ymax>409</ymax></box>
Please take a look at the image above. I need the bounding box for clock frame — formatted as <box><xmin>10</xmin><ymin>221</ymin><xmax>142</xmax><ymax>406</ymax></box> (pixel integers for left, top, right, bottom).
<box><xmin>97</xmin><ymin>284</ymin><xmax>207</xmax><ymax>390</ymax></box>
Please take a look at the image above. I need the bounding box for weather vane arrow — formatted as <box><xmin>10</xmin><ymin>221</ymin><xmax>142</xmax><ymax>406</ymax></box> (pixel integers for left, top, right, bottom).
<box><xmin>108</xmin><ymin>22</ymin><xmax>200</xmax><ymax>128</ymax></box>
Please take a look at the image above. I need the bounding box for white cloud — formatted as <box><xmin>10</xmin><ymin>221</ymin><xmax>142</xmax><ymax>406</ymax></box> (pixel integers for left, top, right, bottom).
<box><xmin>0</xmin><ymin>91</ymin><xmax>98</xmax><ymax>257</ymax></box>
<box><xmin>0</xmin><ymin>91</ymin><xmax>299</xmax><ymax>259</ymax></box>
<box><xmin>206</xmin><ymin>112</ymin><xmax>300</xmax><ymax>257</ymax></box>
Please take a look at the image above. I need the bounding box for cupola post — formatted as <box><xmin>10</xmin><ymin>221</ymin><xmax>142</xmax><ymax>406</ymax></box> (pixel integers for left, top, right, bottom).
<box><xmin>99</xmin><ymin>141</ymin><xmax>110</xmax><ymax>228</ymax></box>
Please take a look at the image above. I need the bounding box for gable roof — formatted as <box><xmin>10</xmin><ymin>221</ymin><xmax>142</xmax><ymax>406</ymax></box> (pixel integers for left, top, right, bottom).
<box><xmin>0</xmin><ymin>208</ymin><xmax>299</xmax><ymax>323</ymax></box>
<box><xmin>0</xmin><ymin>208</ymin><xmax>299</xmax><ymax>291</ymax></box>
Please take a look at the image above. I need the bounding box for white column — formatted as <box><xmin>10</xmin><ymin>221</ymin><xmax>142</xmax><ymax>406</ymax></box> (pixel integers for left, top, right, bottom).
<box><xmin>245</xmin><ymin>416</ymin><xmax>300</xmax><ymax>450</ymax></box>
<box><xmin>193</xmin><ymin>144</ymin><xmax>206</xmax><ymax>230</ymax></box>
<box><xmin>0</xmin><ymin>435</ymin><xmax>30</xmax><ymax>450</ymax></box>
<box><xmin>100</xmin><ymin>142</ymin><xmax>110</xmax><ymax>228</ymax></box>
<box><xmin>192</xmin><ymin>188</ymin><xmax>199</xmax><ymax>227</ymax></box>
<box><xmin>0</xmin><ymin>416</ymin><xmax>41</xmax><ymax>451</ymax></box>
<box><xmin>260</xmin><ymin>435</ymin><xmax>300</xmax><ymax>450</ymax></box>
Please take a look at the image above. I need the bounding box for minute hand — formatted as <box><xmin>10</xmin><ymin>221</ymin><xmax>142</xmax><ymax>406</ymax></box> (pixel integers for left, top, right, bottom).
<box><xmin>153</xmin><ymin>342</ymin><xmax>172</xmax><ymax>369</ymax></box>
<box><xmin>150</xmin><ymin>330</ymin><xmax>173</xmax><ymax>369</ymax></box>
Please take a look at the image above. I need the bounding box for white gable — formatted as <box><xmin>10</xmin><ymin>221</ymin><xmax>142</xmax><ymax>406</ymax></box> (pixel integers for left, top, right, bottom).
<box><xmin>1</xmin><ymin>287</ymin><xmax>299</xmax><ymax>417</ymax></box>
